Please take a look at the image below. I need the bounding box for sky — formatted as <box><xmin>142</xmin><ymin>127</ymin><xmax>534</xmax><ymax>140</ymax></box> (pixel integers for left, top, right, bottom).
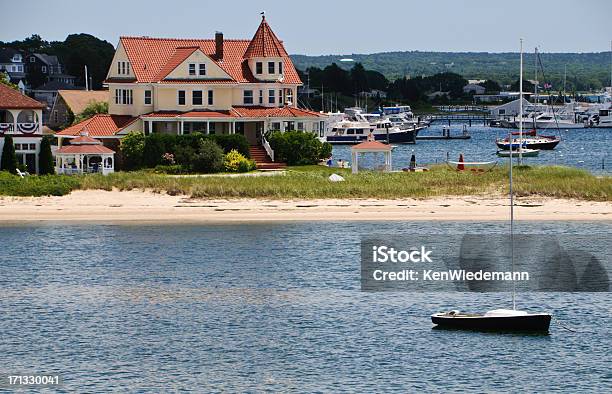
<box><xmin>2</xmin><ymin>0</ymin><xmax>611</xmax><ymax>55</ymax></box>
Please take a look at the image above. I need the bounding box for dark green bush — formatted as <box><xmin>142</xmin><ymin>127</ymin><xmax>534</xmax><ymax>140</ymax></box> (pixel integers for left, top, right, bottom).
<box><xmin>153</xmin><ymin>164</ymin><xmax>189</xmax><ymax>174</ymax></box>
<box><xmin>192</xmin><ymin>139</ymin><xmax>224</xmax><ymax>173</ymax></box>
<box><xmin>120</xmin><ymin>131</ymin><xmax>146</xmax><ymax>170</ymax></box>
<box><xmin>208</xmin><ymin>134</ymin><xmax>250</xmax><ymax>157</ymax></box>
<box><xmin>268</xmin><ymin>131</ymin><xmax>332</xmax><ymax>165</ymax></box>
<box><xmin>38</xmin><ymin>136</ymin><xmax>55</xmax><ymax>175</ymax></box>
<box><xmin>1</xmin><ymin>135</ymin><xmax>18</xmax><ymax>174</ymax></box>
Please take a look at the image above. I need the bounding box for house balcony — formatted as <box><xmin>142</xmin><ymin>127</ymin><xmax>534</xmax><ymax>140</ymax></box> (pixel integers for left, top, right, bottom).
<box><xmin>0</xmin><ymin>122</ymin><xmax>41</xmax><ymax>135</ymax></box>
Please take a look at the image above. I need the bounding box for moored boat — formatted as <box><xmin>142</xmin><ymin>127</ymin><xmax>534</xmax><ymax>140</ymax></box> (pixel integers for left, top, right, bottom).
<box><xmin>431</xmin><ymin>309</ymin><xmax>552</xmax><ymax>332</ymax></box>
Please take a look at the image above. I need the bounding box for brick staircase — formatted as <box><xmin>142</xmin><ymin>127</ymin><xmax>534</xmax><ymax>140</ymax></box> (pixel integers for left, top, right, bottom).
<box><xmin>249</xmin><ymin>145</ymin><xmax>287</xmax><ymax>170</ymax></box>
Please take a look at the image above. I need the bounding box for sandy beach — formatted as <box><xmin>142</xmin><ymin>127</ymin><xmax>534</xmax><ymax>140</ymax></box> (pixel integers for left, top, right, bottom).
<box><xmin>0</xmin><ymin>189</ymin><xmax>610</xmax><ymax>223</ymax></box>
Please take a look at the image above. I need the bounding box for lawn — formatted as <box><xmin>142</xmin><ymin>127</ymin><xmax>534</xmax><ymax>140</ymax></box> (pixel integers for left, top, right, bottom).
<box><xmin>0</xmin><ymin>165</ymin><xmax>610</xmax><ymax>201</ymax></box>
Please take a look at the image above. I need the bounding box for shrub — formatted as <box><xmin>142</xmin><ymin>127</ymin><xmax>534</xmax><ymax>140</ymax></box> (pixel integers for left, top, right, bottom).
<box><xmin>209</xmin><ymin>134</ymin><xmax>250</xmax><ymax>157</ymax></box>
<box><xmin>120</xmin><ymin>131</ymin><xmax>146</xmax><ymax>170</ymax></box>
<box><xmin>154</xmin><ymin>164</ymin><xmax>188</xmax><ymax>174</ymax></box>
<box><xmin>142</xmin><ymin>134</ymin><xmax>175</xmax><ymax>167</ymax></box>
<box><xmin>192</xmin><ymin>139</ymin><xmax>224</xmax><ymax>173</ymax></box>
<box><xmin>0</xmin><ymin>135</ymin><xmax>18</xmax><ymax>174</ymax></box>
<box><xmin>38</xmin><ymin>136</ymin><xmax>55</xmax><ymax>175</ymax></box>
<box><xmin>268</xmin><ymin>131</ymin><xmax>332</xmax><ymax>165</ymax></box>
<box><xmin>0</xmin><ymin>171</ymin><xmax>80</xmax><ymax>196</ymax></box>
<box><xmin>224</xmin><ymin>149</ymin><xmax>256</xmax><ymax>173</ymax></box>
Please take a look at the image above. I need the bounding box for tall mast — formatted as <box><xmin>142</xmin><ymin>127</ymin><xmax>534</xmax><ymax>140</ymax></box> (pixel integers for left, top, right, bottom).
<box><xmin>534</xmin><ymin>47</ymin><xmax>538</xmax><ymax>105</ymax></box>
<box><xmin>519</xmin><ymin>39</ymin><xmax>524</xmax><ymax>164</ymax></box>
<box><xmin>563</xmin><ymin>64</ymin><xmax>567</xmax><ymax>102</ymax></box>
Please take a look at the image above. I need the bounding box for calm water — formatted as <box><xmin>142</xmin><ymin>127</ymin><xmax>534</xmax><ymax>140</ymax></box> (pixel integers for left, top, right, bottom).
<box><xmin>1</xmin><ymin>221</ymin><xmax>611</xmax><ymax>392</ymax></box>
<box><xmin>332</xmin><ymin>125</ymin><xmax>612</xmax><ymax>174</ymax></box>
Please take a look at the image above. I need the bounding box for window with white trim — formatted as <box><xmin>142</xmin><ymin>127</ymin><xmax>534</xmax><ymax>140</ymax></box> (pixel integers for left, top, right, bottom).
<box><xmin>199</xmin><ymin>63</ymin><xmax>206</xmax><ymax>76</ymax></box>
<box><xmin>189</xmin><ymin>63</ymin><xmax>196</xmax><ymax>76</ymax></box>
<box><xmin>114</xmin><ymin>89</ymin><xmax>133</xmax><ymax>105</ymax></box>
<box><xmin>256</xmin><ymin>62</ymin><xmax>263</xmax><ymax>74</ymax></box>
<box><xmin>117</xmin><ymin>61</ymin><xmax>130</xmax><ymax>75</ymax></box>
<box><xmin>279</xmin><ymin>89</ymin><xmax>283</xmax><ymax>106</ymax></box>
<box><xmin>144</xmin><ymin>90</ymin><xmax>152</xmax><ymax>105</ymax></box>
<box><xmin>268</xmin><ymin>62</ymin><xmax>275</xmax><ymax>74</ymax></box>
<box><xmin>259</xmin><ymin>90</ymin><xmax>263</xmax><ymax>104</ymax></box>
<box><xmin>268</xmin><ymin>89</ymin><xmax>275</xmax><ymax>104</ymax></box>
<box><xmin>178</xmin><ymin>90</ymin><xmax>186</xmax><ymax>105</ymax></box>
<box><xmin>193</xmin><ymin>90</ymin><xmax>203</xmax><ymax>105</ymax></box>
<box><xmin>278</xmin><ymin>61</ymin><xmax>283</xmax><ymax>74</ymax></box>
<box><xmin>208</xmin><ymin>90</ymin><xmax>213</xmax><ymax>105</ymax></box>
<box><xmin>243</xmin><ymin>90</ymin><xmax>253</xmax><ymax>105</ymax></box>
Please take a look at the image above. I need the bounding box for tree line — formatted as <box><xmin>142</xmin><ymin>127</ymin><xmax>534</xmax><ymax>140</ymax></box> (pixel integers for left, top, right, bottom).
<box><xmin>1</xmin><ymin>34</ymin><xmax>115</xmax><ymax>89</ymax></box>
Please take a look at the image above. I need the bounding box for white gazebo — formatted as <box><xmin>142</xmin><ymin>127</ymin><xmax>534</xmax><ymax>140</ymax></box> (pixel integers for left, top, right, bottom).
<box><xmin>55</xmin><ymin>132</ymin><xmax>115</xmax><ymax>175</ymax></box>
<box><xmin>350</xmin><ymin>140</ymin><xmax>393</xmax><ymax>174</ymax></box>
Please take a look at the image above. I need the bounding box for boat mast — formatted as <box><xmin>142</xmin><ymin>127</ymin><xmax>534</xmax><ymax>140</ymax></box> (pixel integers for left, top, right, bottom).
<box><xmin>519</xmin><ymin>39</ymin><xmax>524</xmax><ymax>164</ymax></box>
<box><xmin>534</xmin><ymin>47</ymin><xmax>538</xmax><ymax>105</ymax></box>
<box><xmin>510</xmin><ymin>39</ymin><xmax>522</xmax><ymax>311</ymax></box>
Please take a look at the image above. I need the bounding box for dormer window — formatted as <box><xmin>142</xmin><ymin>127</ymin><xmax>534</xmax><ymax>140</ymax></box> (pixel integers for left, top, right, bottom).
<box><xmin>30</xmin><ymin>56</ymin><xmax>35</xmax><ymax>63</ymax></box>
<box><xmin>268</xmin><ymin>62</ymin><xmax>275</xmax><ymax>74</ymax></box>
<box><xmin>278</xmin><ymin>61</ymin><xmax>283</xmax><ymax>74</ymax></box>
<box><xmin>188</xmin><ymin>63</ymin><xmax>206</xmax><ymax>76</ymax></box>
<box><xmin>188</xmin><ymin>63</ymin><xmax>196</xmax><ymax>76</ymax></box>
<box><xmin>117</xmin><ymin>61</ymin><xmax>130</xmax><ymax>75</ymax></box>
<box><xmin>199</xmin><ymin>64</ymin><xmax>206</xmax><ymax>76</ymax></box>
<box><xmin>256</xmin><ymin>62</ymin><xmax>262</xmax><ymax>74</ymax></box>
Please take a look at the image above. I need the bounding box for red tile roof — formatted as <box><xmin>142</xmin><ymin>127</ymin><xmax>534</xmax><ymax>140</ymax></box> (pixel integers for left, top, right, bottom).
<box><xmin>141</xmin><ymin>106</ymin><xmax>321</xmax><ymax>119</ymax></box>
<box><xmin>244</xmin><ymin>16</ymin><xmax>287</xmax><ymax>58</ymax></box>
<box><xmin>56</xmin><ymin>114</ymin><xmax>137</xmax><ymax>136</ymax></box>
<box><xmin>232</xmin><ymin>106</ymin><xmax>323</xmax><ymax>118</ymax></box>
<box><xmin>56</xmin><ymin>144</ymin><xmax>115</xmax><ymax>154</ymax></box>
<box><xmin>0</xmin><ymin>84</ymin><xmax>45</xmax><ymax>109</ymax></box>
<box><xmin>118</xmin><ymin>19</ymin><xmax>301</xmax><ymax>85</ymax></box>
<box><xmin>351</xmin><ymin>140</ymin><xmax>393</xmax><ymax>151</ymax></box>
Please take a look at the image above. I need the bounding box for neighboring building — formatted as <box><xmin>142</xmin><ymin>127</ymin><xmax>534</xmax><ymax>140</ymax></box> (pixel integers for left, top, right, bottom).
<box><xmin>463</xmin><ymin>83</ymin><xmax>486</xmax><ymax>95</ymax></box>
<box><xmin>49</xmin><ymin>90</ymin><xmax>109</xmax><ymax>129</ymax></box>
<box><xmin>0</xmin><ymin>48</ymin><xmax>26</xmax><ymax>84</ymax></box>
<box><xmin>57</xmin><ymin>15</ymin><xmax>324</xmax><ymax>154</ymax></box>
<box><xmin>468</xmin><ymin>79</ymin><xmax>486</xmax><ymax>85</ymax></box>
<box><xmin>427</xmin><ymin>91</ymin><xmax>450</xmax><ymax>100</ymax></box>
<box><xmin>489</xmin><ymin>98</ymin><xmax>531</xmax><ymax>118</ymax></box>
<box><xmin>31</xmin><ymin>81</ymin><xmax>83</xmax><ymax>124</ymax></box>
<box><xmin>359</xmin><ymin>89</ymin><xmax>387</xmax><ymax>99</ymax></box>
<box><xmin>0</xmin><ymin>84</ymin><xmax>45</xmax><ymax>173</ymax></box>
<box><xmin>26</xmin><ymin>53</ymin><xmax>76</xmax><ymax>87</ymax></box>
<box><xmin>474</xmin><ymin>92</ymin><xmax>533</xmax><ymax>103</ymax></box>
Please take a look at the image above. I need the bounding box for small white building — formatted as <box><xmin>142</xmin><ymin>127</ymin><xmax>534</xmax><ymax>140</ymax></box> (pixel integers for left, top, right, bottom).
<box><xmin>463</xmin><ymin>84</ymin><xmax>485</xmax><ymax>95</ymax></box>
<box><xmin>490</xmin><ymin>98</ymin><xmax>531</xmax><ymax>119</ymax></box>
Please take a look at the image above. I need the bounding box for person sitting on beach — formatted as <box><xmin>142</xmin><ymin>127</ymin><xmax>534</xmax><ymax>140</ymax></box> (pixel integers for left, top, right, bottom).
<box><xmin>326</xmin><ymin>156</ymin><xmax>333</xmax><ymax>167</ymax></box>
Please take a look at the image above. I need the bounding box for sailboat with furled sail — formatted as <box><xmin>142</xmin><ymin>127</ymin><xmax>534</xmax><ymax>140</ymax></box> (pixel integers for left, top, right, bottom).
<box><xmin>432</xmin><ymin>39</ymin><xmax>552</xmax><ymax>332</ymax></box>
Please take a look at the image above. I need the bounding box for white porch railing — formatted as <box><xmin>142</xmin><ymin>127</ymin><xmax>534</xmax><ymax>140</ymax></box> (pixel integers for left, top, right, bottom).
<box><xmin>262</xmin><ymin>134</ymin><xmax>274</xmax><ymax>162</ymax></box>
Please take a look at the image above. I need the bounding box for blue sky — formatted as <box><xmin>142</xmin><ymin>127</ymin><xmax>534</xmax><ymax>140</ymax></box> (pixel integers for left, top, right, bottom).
<box><xmin>3</xmin><ymin>0</ymin><xmax>611</xmax><ymax>54</ymax></box>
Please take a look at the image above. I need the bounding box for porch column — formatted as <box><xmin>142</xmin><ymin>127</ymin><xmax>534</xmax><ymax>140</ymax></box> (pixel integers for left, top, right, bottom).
<box><xmin>231</xmin><ymin>121</ymin><xmax>235</xmax><ymax>134</ymax></box>
<box><xmin>179</xmin><ymin>120</ymin><xmax>184</xmax><ymax>135</ymax></box>
<box><xmin>37</xmin><ymin>109</ymin><xmax>43</xmax><ymax>134</ymax></box>
<box><xmin>148</xmin><ymin>120</ymin><xmax>153</xmax><ymax>134</ymax></box>
<box><xmin>206</xmin><ymin>121</ymin><xmax>210</xmax><ymax>135</ymax></box>
<box><xmin>11</xmin><ymin>109</ymin><xmax>18</xmax><ymax>134</ymax></box>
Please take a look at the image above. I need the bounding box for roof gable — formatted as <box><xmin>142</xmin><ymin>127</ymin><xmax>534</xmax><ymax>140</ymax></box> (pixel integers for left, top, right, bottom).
<box><xmin>56</xmin><ymin>90</ymin><xmax>109</xmax><ymax>114</ymax></box>
<box><xmin>157</xmin><ymin>47</ymin><xmax>233</xmax><ymax>81</ymax></box>
<box><xmin>56</xmin><ymin>114</ymin><xmax>137</xmax><ymax>136</ymax></box>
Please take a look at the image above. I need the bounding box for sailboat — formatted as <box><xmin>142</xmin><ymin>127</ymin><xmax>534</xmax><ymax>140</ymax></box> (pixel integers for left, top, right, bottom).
<box><xmin>433</xmin><ymin>39</ymin><xmax>552</xmax><ymax>332</ymax></box>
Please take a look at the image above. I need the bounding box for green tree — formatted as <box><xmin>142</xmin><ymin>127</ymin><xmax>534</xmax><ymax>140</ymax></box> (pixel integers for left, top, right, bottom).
<box><xmin>1</xmin><ymin>136</ymin><xmax>19</xmax><ymax>174</ymax></box>
<box><xmin>0</xmin><ymin>72</ymin><xmax>18</xmax><ymax>90</ymax></box>
<box><xmin>74</xmin><ymin>101</ymin><xmax>108</xmax><ymax>124</ymax></box>
<box><xmin>478</xmin><ymin>79</ymin><xmax>501</xmax><ymax>93</ymax></box>
<box><xmin>350</xmin><ymin>63</ymin><xmax>369</xmax><ymax>94</ymax></box>
<box><xmin>192</xmin><ymin>139</ymin><xmax>224</xmax><ymax>173</ymax></box>
<box><xmin>120</xmin><ymin>131</ymin><xmax>146</xmax><ymax>170</ymax></box>
<box><xmin>38</xmin><ymin>136</ymin><xmax>55</xmax><ymax>175</ymax></box>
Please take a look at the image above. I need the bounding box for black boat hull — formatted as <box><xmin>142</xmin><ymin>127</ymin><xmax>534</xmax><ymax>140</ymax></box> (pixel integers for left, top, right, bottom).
<box><xmin>431</xmin><ymin>314</ymin><xmax>551</xmax><ymax>332</ymax></box>
<box><xmin>496</xmin><ymin>139</ymin><xmax>560</xmax><ymax>150</ymax></box>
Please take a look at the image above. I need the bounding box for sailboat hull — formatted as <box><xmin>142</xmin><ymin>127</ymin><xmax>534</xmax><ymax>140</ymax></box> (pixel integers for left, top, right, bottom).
<box><xmin>431</xmin><ymin>313</ymin><xmax>551</xmax><ymax>332</ymax></box>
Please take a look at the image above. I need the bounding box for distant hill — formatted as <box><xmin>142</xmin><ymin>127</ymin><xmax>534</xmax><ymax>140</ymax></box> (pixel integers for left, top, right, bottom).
<box><xmin>290</xmin><ymin>51</ymin><xmax>612</xmax><ymax>91</ymax></box>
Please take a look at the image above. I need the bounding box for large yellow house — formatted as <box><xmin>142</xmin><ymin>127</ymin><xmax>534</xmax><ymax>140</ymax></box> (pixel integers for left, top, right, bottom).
<box><xmin>56</xmin><ymin>15</ymin><xmax>324</xmax><ymax>164</ymax></box>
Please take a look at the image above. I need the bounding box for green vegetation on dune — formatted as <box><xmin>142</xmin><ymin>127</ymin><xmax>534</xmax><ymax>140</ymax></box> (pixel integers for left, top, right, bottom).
<box><xmin>1</xmin><ymin>166</ymin><xmax>610</xmax><ymax>201</ymax></box>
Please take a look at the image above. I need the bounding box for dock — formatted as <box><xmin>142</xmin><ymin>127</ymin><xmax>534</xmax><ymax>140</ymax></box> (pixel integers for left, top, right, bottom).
<box><xmin>417</xmin><ymin>126</ymin><xmax>471</xmax><ymax>140</ymax></box>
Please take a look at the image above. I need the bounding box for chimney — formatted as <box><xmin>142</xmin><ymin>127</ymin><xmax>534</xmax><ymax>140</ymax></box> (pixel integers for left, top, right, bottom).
<box><xmin>215</xmin><ymin>31</ymin><xmax>223</xmax><ymax>60</ymax></box>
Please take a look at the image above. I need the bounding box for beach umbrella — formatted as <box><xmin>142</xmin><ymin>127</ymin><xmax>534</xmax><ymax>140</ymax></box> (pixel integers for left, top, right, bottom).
<box><xmin>457</xmin><ymin>154</ymin><xmax>465</xmax><ymax>171</ymax></box>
